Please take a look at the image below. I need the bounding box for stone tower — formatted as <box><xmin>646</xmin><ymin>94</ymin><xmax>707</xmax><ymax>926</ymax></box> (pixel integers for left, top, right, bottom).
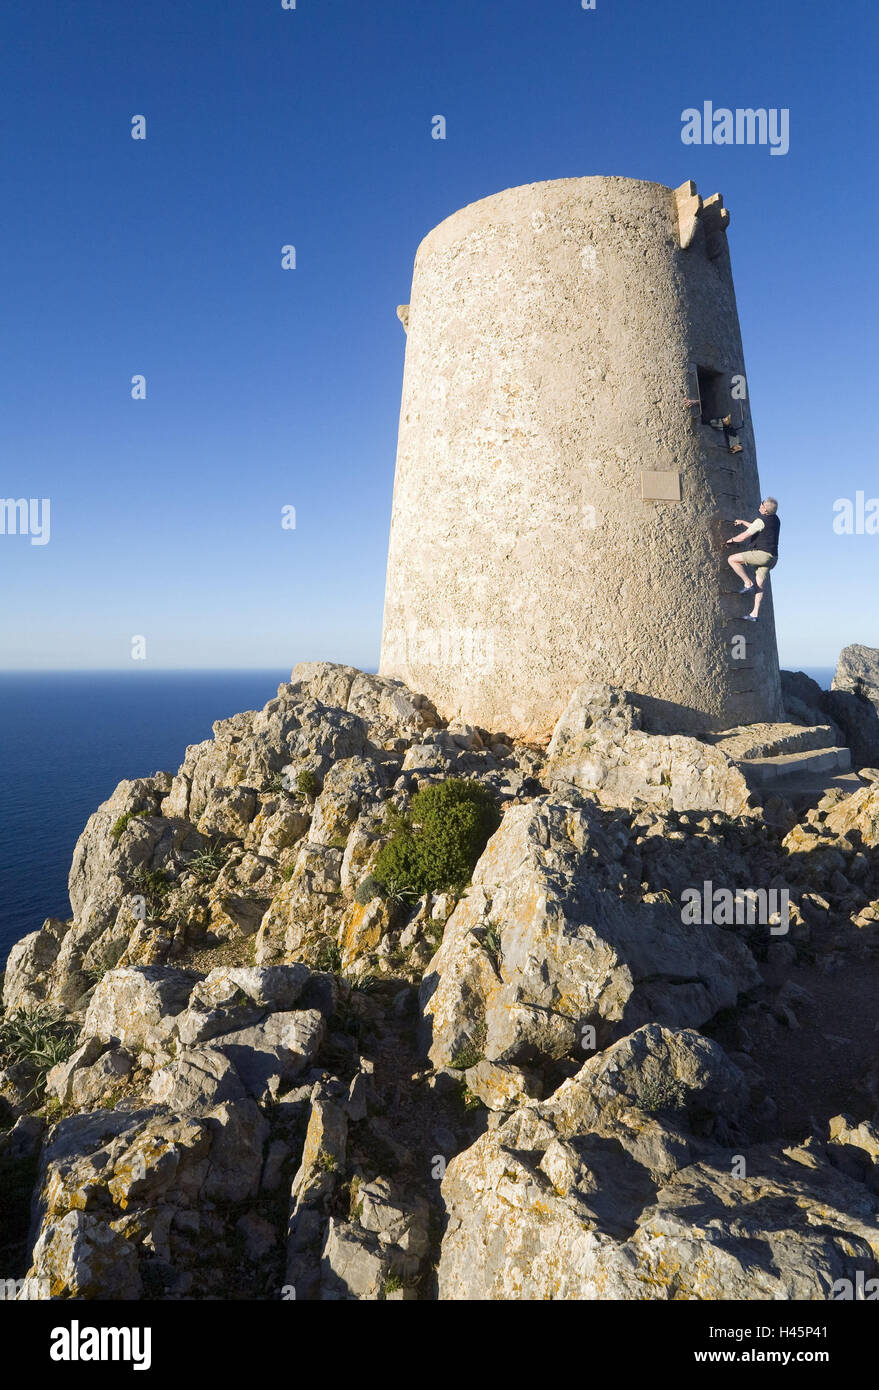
<box><xmin>379</xmin><ymin>176</ymin><xmax>784</xmax><ymax>740</ymax></box>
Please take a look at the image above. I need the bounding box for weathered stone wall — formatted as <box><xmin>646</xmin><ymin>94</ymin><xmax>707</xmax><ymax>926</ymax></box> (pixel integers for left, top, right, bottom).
<box><xmin>379</xmin><ymin>176</ymin><xmax>784</xmax><ymax>738</ymax></box>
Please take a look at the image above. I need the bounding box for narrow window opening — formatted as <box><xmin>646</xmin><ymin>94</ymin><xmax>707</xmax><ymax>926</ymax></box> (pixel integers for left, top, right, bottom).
<box><xmin>696</xmin><ymin>366</ymin><xmax>728</xmax><ymax>423</ymax></box>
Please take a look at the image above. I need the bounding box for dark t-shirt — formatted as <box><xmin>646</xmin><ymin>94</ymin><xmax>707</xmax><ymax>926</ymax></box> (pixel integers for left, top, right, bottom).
<box><xmin>755</xmin><ymin>513</ymin><xmax>780</xmax><ymax>556</ymax></box>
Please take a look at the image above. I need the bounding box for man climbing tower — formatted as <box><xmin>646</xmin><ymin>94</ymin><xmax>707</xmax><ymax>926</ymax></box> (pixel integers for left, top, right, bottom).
<box><xmin>725</xmin><ymin>497</ymin><xmax>780</xmax><ymax>622</ymax></box>
<box><xmin>708</xmin><ymin>413</ymin><xmax>743</xmax><ymax>454</ymax></box>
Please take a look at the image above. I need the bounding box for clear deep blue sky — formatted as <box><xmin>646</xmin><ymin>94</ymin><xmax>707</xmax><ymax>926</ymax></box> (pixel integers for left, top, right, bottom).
<box><xmin>1</xmin><ymin>0</ymin><xmax>876</xmax><ymax>672</ymax></box>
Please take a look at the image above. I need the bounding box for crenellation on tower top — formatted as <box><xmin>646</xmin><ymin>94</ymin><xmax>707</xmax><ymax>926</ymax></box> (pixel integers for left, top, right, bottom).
<box><xmin>674</xmin><ymin>180</ymin><xmax>731</xmax><ymax>258</ymax></box>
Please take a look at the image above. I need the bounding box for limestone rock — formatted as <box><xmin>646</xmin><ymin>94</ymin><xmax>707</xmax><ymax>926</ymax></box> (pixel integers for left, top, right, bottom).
<box><xmin>821</xmin><ymin>645</ymin><xmax>879</xmax><ymax>769</ymax></box>
<box><xmin>287</xmin><ymin>663</ymin><xmax>438</xmax><ymax>745</ymax></box>
<box><xmin>339</xmin><ymin>898</ymin><xmax>395</xmax><ymax>970</ymax></box>
<box><xmin>81</xmin><ymin>966</ymin><xmax>198</xmax><ymax>1049</ymax></box>
<box><xmin>825</xmin><ymin>783</ymin><xmax>879</xmax><ymax>847</ymax></box>
<box><xmin>196</xmin><ymin>785</ymin><xmax>258</xmax><ymax>839</ymax></box>
<box><xmin>546</xmin><ymin>684</ymin><xmax>752</xmax><ymax>815</ymax></box>
<box><xmin>202</xmin><ymin>1098</ymin><xmax>269</xmax><ymax>1203</ymax></box>
<box><xmin>319</xmin><ymin>1218</ymin><xmax>397</xmax><ymax>1299</ymax></box>
<box><xmin>2</xmin><ymin>918</ymin><xmax>69</xmax><ymax>1012</ymax></box>
<box><xmin>255</xmin><ymin>843</ymin><xmax>344</xmax><ymax>965</ymax></box>
<box><xmin>209</xmin><ymin>1009</ymin><xmax>326</xmax><ymax>1095</ymax></box>
<box><xmin>249</xmin><ymin>803</ymin><xmax>311</xmax><ymax>859</ymax></box>
<box><xmin>437</xmin><ymin>1027</ymin><xmax>879</xmax><ymax>1300</ymax></box>
<box><xmin>29</xmin><ymin>1210</ymin><xmax>143</xmax><ymax>1300</ymax></box>
<box><xmin>172</xmin><ymin>964</ymin><xmax>310</xmax><ymax>1046</ymax></box>
<box><xmin>309</xmin><ymin>757</ymin><xmax>387</xmax><ymax>847</ymax></box>
<box><xmin>421</xmin><ymin>798</ymin><xmax>760</xmax><ymax>1068</ymax></box>
<box><xmin>833</xmin><ymin>644</ymin><xmax>879</xmax><ymax>703</ymax></box>
<box><xmin>147</xmin><ymin>1046</ymin><xmax>246</xmax><ymax>1112</ymax></box>
<box><xmin>46</xmin><ymin>1040</ymin><xmax>133</xmax><ymax>1109</ymax></box>
<box><xmin>69</xmin><ymin>777</ymin><xmax>201</xmax><ymax>934</ymax></box>
<box><xmin>464</xmin><ymin>1060</ymin><xmax>542</xmax><ymax>1111</ymax></box>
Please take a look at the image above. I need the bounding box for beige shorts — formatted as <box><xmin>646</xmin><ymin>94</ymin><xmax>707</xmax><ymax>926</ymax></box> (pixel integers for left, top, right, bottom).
<box><xmin>736</xmin><ymin>550</ymin><xmax>777</xmax><ymax>584</ymax></box>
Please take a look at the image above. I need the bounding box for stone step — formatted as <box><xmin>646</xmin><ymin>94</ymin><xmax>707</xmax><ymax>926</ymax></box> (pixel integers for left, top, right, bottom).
<box><xmin>748</xmin><ymin>770</ymin><xmax>863</xmax><ymax>817</ymax></box>
<box><xmin>737</xmin><ymin>745</ymin><xmax>852</xmax><ymax>788</ymax></box>
<box><xmin>707</xmin><ymin>722</ymin><xmax>841</xmax><ymax>761</ymax></box>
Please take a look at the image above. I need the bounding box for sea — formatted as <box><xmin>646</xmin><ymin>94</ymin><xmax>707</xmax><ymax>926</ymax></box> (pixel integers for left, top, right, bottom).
<box><xmin>0</xmin><ymin>665</ymin><xmax>837</xmax><ymax>971</ymax></box>
<box><xmin>0</xmin><ymin>671</ymin><xmax>288</xmax><ymax>970</ymax></box>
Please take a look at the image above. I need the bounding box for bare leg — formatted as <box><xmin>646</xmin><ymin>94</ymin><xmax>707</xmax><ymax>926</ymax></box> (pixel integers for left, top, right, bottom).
<box><xmin>728</xmin><ymin>555</ymin><xmax>754</xmax><ymax>587</ymax></box>
<box><xmin>749</xmin><ymin>579</ymin><xmax>766</xmax><ymax>618</ymax></box>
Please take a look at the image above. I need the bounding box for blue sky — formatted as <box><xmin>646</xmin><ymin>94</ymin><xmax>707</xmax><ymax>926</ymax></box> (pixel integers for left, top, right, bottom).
<box><xmin>1</xmin><ymin>0</ymin><xmax>876</xmax><ymax>672</ymax></box>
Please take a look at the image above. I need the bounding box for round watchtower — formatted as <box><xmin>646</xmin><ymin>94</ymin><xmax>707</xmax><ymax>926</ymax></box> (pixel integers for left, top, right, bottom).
<box><xmin>379</xmin><ymin>176</ymin><xmax>784</xmax><ymax>738</ymax></box>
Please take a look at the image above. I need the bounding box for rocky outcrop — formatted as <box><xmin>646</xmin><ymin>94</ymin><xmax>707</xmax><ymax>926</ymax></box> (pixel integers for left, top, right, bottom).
<box><xmin>421</xmin><ymin>797</ymin><xmax>761</xmax><ymax>1069</ymax></box>
<box><xmin>826</xmin><ymin>646</ymin><xmax>879</xmax><ymax>771</ymax></box>
<box><xmin>781</xmin><ymin>654</ymin><xmax>879</xmax><ymax>771</ymax></box>
<box><xmin>546</xmin><ymin>684</ymin><xmax>752</xmax><ymax>815</ymax></box>
<box><xmin>833</xmin><ymin>645</ymin><xmax>879</xmax><ymax>703</ymax></box>
<box><xmin>438</xmin><ymin>1026</ymin><xmax>879</xmax><ymax>1299</ymax></box>
<box><xmin>5</xmin><ymin>656</ymin><xmax>879</xmax><ymax>1303</ymax></box>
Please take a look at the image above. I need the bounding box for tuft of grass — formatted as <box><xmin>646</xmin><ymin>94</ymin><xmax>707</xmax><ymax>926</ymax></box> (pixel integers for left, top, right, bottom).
<box><xmin>186</xmin><ymin>840</ymin><xmax>234</xmax><ymax>884</ymax></box>
<box><xmin>379</xmin><ymin>1272</ymin><xmax>404</xmax><ymax>1299</ymax></box>
<box><xmin>482</xmin><ymin>920</ymin><xmax>502</xmax><ymax>970</ymax></box>
<box><xmin>0</xmin><ymin>1008</ymin><xmax>79</xmax><ymax>1099</ymax></box>
<box><xmin>312</xmin><ymin>937</ymin><xmax>342</xmax><ymax>974</ymax></box>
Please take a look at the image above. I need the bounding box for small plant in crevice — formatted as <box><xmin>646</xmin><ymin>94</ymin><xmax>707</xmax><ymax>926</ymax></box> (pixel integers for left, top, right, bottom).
<box><xmin>186</xmin><ymin>839</ymin><xmax>234</xmax><ymax>884</ymax></box>
<box><xmin>379</xmin><ymin>876</ymin><xmax>419</xmax><ymax>910</ymax></box>
<box><xmin>355</xmin><ymin>875</ymin><xmax>383</xmax><ymax>905</ymax></box>
<box><xmin>312</xmin><ymin>937</ymin><xmax>343</xmax><ymax>975</ymax></box>
<box><xmin>80</xmin><ymin>940</ymin><xmax>127</xmax><ymax>989</ymax></box>
<box><xmin>631</xmin><ymin>1074</ymin><xmax>688</xmax><ymax>1116</ymax></box>
<box><xmin>450</xmin><ymin>1017</ymin><xmax>487</xmax><ymax>1072</ymax></box>
<box><xmin>296</xmin><ymin>769</ymin><xmax>319</xmax><ymax>799</ymax></box>
<box><xmin>128</xmin><ymin>864</ymin><xmax>174</xmax><ymax>918</ymax></box>
<box><xmin>481</xmin><ymin>920</ymin><xmax>502</xmax><ymax>972</ymax></box>
<box><xmin>110</xmin><ymin>810</ymin><xmax>144</xmax><ymax>842</ymax></box>
<box><xmin>378</xmin><ymin>1273</ymin><xmax>406</xmax><ymax>1295</ymax></box>
<box><xmin>0</xmin><ymin>1008</ymin><xmax>79</xmax><ymax>1099</ymax></box>
<box><xmin>458</xmin><ymin>1079</ymin><xmax>482</xmax><ymax>1112</ymax></box>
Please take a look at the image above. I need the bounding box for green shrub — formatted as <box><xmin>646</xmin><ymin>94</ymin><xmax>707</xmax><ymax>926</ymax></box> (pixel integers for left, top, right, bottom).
<box><xmin>296</xmin><ymin>769</ymin><xmax>318</xmax><ymax>799</ymax></box>
<box><xmin>379</xmin><ymin>1273</ymin><xmax>405</xmax><ymax>1299</ymax></box>
<box><xmin>373</xmin><ymin>779</ymin><xmax>500</xmax><ymax>898</ymax></box>
<box><xmin>110</xmin><ymin>811</ymin><xmax>140</xmax><ymax>841</ymax></box>
<box><xmin>450</xmin><ymin>1045</ymin><xmax>483</xmax><ymax>1071</ymax></box>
